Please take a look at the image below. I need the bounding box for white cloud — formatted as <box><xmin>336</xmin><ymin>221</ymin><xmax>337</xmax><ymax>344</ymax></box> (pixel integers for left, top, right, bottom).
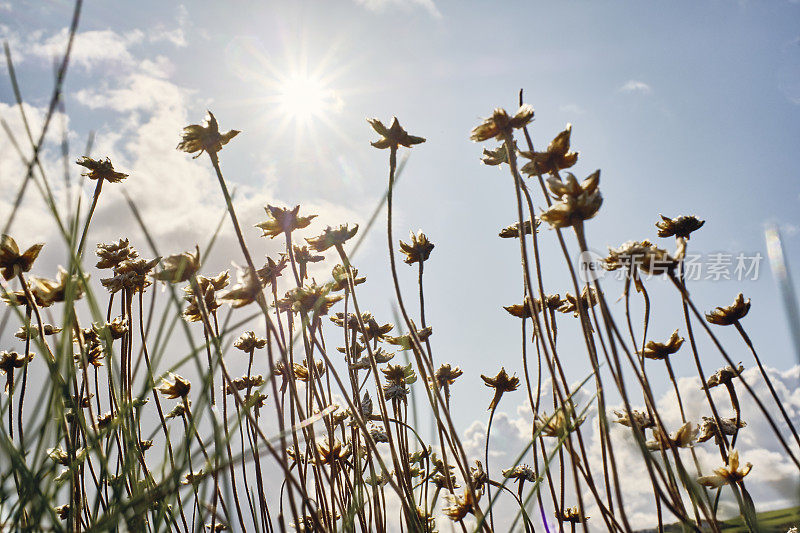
<box><xmin>620</xmin><ymin>79</ymin><xmax>652</xmax><ymax>94</ymax></box>
<box><xmin>354</xmin><ymin>0</ymin><xmax>442</xmax><ymax>19</ymax></box>
<box><xmin>559</xmin><ymin>103</ymin><xmax>586</xmax><ymax>115</ymax></box>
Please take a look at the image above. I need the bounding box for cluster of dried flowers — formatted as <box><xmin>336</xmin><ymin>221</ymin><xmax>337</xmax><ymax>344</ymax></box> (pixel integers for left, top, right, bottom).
<box><xmin>0</xmin><ymin>96</ymin><xmax>796</xmax><ymax>533</ymax></box>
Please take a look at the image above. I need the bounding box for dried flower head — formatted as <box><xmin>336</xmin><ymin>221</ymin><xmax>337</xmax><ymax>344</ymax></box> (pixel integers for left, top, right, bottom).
<box><xmin>656</xmin><ymin>214</ymin><xmax>705</xmax><ymax>239</ymax></box>
<box><xmin>519</xmin><ymin>124</ymin><xmax>579</xmax><ymax>176</ymax></box>
<box><xmin>705</xmin><ymin>293</ymin><xmax>751</xmax><ymax>325</ymax></box>
<box><xmin>470</xmin><ymin>105</ymin><xmax>534</xmax><ymax>142</ymax></box>
<box><xmin>358</xmin><ymin>315</ymin><xmax>393</xmax><ymax>343</ymax></box>
<box><xmin>481</xmin><ymin>367</ymin><xmax>519</xmax><ymax>410</ymax></box>
<box><xmin>646</xmin><ymin>422</ymin><xmax>698</xmax><ymax>451</ymax></box>
<box><xmin>535</xmin><ymin>407</ymin><xmax>586</xmax><ymax>438</ymax></box>
<box><xmin>96</xmin><ymin>239</ymin><xmax>138</xmax><ymax>270</ymax></box>
<box><xmin>433</xmin><ymin>363</ymin><xmax>463</xmax><ymax>388</ymax></box>
<box><xmin>386</xmin><ymin>325</ymin><xmax>432</xmax><ymax>350</ymax></box>
<box><xmin>399</xmin><ymin>230</ymin><xmax>434</xmax><ymax>264</ymax></box>
<box><xmin>255</xmin><ymin>205</ymin><xmax>316</xmax><ymax>238</ymax></box>
<box><xmin>283</xmin><ymin>282</ymin><xmax>342</xmax><ymax>316</ymax></box>
<box><xmin>642</xmin><ymin>330</ymin><xmax>684</xmax><ymax>360</ymax></box>
<box><xmin>697</xmin><ymin>450</ymin><xmax>752</xmax><ymax>488</ymax></box>
<box><xmin>314</xmin><ymin>437</ymin><xmax>351</xmax><ymax>464</ymax></box>
<box><xmin>705</xmin><ymin>363</ymin><xmax>745</xmax><ymax>389</ymax></box>
<box><xmin>0</xmin><ymin>350</ymin><xmax>34</xmax><ymax>392</ymax></box>
<box><xmin>540</xmin><ymin>170</ymin><xmax>603</xmax><ymax>229</ymax></box>
<box><xmin>504</xmin><ymin>294</ymin><xmax>562</xmax><ymax>319</ymax></box>
<box><xmin>257</xmin><ymin>256</ymin><xmax>288</xmax><ymax>287</ymax></box>
<box><xmin>481</xmin><ymin>143</ymin><xmax>513</xmax><ymax>166</ymax></box>
<box><xmin>234</xmin><ymin>331</ymin><xmax>266</xmax><ymax>352</ymax></box>
<box><xmin>697</xmin><ymin>416</ymin><xmax>747</xmax><ymax>444</ymax></box>
<box><xmin>285</xmin><ymin>245</ymin><xmax>324</xmax><ymax>281</ymax></box>
<box><xmin>177</xmin><ymin>111</ymin><xmax>240</xmax><ymax>158</ymax></box>
<box><xmin>306</xmin><ymin>224</ymin><xmax>358</xmax><ymax>253</ymax></box>
<box><xmin>225</xmin><ymin>375</ymin><xmax>264</xmax><ymax>394</ymax></box>
<box><xmin>612</xmin><ymin>409</ymin><xmax>655</xmax><ymax>429</ymax></box>
<box><xmin>382</xmin><ymin>363</ymin><xmax>417</xmax><ymax>386</ymax></box>
<box><xmin>29</xmin><ymin>267</ymin><xmax>85</xmax><ymax>306</ymax></box>
<box><xmin>502</xmin><ymin>465</ymin><xmax>537</xmax><ymax>483</ymax></box>
<box><xmin>443</xmin><ymin>489</ymin><xmax>481</xmax><ymax>522</ymax></box>
<box><xmin>101</xmin><ymin>258</ymin><xmax>159</xmax><ymax>294</ymax></box>
<box><xmin>15</xmin><ymin>324</ymin><xmax>61</xmax><ymax>339</ymax></box>
<box><xmin>219</xmin><ymin>266</ymin><xmax>266</xmax><ymax>308</ymax></box>
<box><xmin>499</xmin><ymin>219</ymin><xmax>540</xmax><ymax>239</ymax></box>
<box><xmin>158</xmin><ymin>373</ymin><xmax>191</xmax><ymax>399</ymax></box>
<box><xmin>558</xmin><ymin>287</ymin><xmax>599</xmax><ymax>317</ymax></box>
<box><xmin>604</xmin><ymin>240</ymin><xmax>677</xmax><ymax>276</ymax></box>
<box><xmin>555</xmin><ymin>507</ymin><xmax>589</xmax><ymax>524</ymax></box>
<box><xmin>0</xmin><ymin>235</ymin><xmax>43</xmax><ymax>281</ymax></box>
<box><xmin>367</xmin><ymin>117</ymin><xmax>425</xmax><ymax>149</ymax></box>
<box><xmin>329</xmin><ymin>263</ymin><xmax>366</xmax><ymax>292</ymax></box>
<box><xmin>154</xmin><ymin>246</ymin><xmax>201</xmax><ymax>283</ymax></box>
<box><xmin>76</xmin><ymin>157</ymin><xmax>128</xmax><ymax>183</ymax></box>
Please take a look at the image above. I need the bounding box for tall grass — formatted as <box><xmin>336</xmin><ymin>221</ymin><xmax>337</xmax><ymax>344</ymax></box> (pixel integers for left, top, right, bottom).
<box><xmin>0</xmin><ymin>5</ymin><xmax>798</xmax><ymax>532</ymax></box>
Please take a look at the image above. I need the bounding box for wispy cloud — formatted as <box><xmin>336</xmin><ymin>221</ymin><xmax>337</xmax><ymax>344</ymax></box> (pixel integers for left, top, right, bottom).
<box><xmin>354</xmin><ymin>0</ymin><xmax>442</xmax><ymax>19</ymax></box>
<box><xmin>620</xmin><ymin>79</ymin><xmax>652</xmax><ymax>94</ymax></box>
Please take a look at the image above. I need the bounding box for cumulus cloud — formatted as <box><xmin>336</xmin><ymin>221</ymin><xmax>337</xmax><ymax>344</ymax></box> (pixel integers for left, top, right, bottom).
<box><xmin>620</xmin><ymin>79</ymin><xmax>652</xmax><ymax>94</ymax></box>
<box><xmin>354</xmin><ymin>0</ymin><xmax>442</xmax><ymax>19</ymax></box>
<box><xmin>456</xmin><ymin>366</ymin><xmax>800</xmax><ymax>531</ymax></box>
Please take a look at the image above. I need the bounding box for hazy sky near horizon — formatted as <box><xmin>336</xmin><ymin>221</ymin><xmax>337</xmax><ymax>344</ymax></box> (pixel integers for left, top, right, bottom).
<box><xmin>1</xmin><ymin>1</ymin><xmax>800</xmax><ymax>527</ymax></box>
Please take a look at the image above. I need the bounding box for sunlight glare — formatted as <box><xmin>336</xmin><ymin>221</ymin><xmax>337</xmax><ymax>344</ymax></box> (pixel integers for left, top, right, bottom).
<box><xmin>277</xmin><ymin>72</ymin><xmax>339</xmax><ymax>122</ymax></box>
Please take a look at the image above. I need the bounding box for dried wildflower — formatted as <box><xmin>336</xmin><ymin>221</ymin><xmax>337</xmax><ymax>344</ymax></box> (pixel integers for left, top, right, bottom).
<box><xmin>642</xmin><ymin>330</ymin><xmax>684</xmax><ymax>360</ymax></box>
<box><xmin>656</xmin><ymin>214</ymin><xmax>705</xmax><ymax>239</ymax></box>
<box><xmin>234</xmin><ymin>331</ymin><xmax>266</xmax><ymax>352</ymax></box>
<box><xmin>433</xmin><ymin>363</ymin><xmax>463</xmax><ymax>388</ymax></box>
<box><xmin>158</xmin><ymin>373</ymin><xmax>191</xmax><ymax>399</ymax></box>
<box><xmin>369</xmin><ymin>425</ymin><xmax>389</xmax><ymax>443</ymax></box>
<box><xmin>698</xmin><ymin>416</ymin><xmax>747</xmax><ymax>444</ymax></box>
<box><xmin>364</xmin><ymin>471</ymin><xmax>389</xmax><ymax>487</ymax></box>
<box><xmin>55</xmin><ymin>504</ymin><xmax>70</xmax><ymax>520</ymax></box>
<box><xmin>101</xmin><ymin>258</ymin><xmax>159</xmax><ymax>294</ymax></box>
<box><xmin>443</xmin><ymin>489</ymin><xmax>481</xmax><ymax>521</ymax></box>
<box><xmin>481</xmin><ymin>367</ymin><xmax>520</xmax><ymax>410</ymax></box>
<box><xmin>15</xmin><ymin>324</ymin><xmax>61</xmax><ymax>339</ymax></box>
<box><xmin>386</xmin><ymin>325</ymin><xmax>432</xmax><ymax>350</ymax></box>
<box><xmin>177</xmin><ymin>111</ymin><xmax>239</xmax><ymax>158</ymax></box>
<box><xmin>470</xmin><ymin>105</ymin><xmax>534</xmax><ymax>142</ymax></box>
<box><xmin>255</xmin><ymin>205</ymin><xmax>316</xmax><ymax>238</ymax></box>
<box><xmin>139</xmin><ymin>440</ymin><xmax>154</xmax><ymax>451</ymax></box>
<box><xmin>359</xmin><ymin>316</ymin><xmax>393</xmax><ymax>343</ymax></box>
<box><xmin>382</xmin><ymin>363</ymin><xmax>417</xmax><ymax>386</ymax></box>
<box><xmin>94</xmin><ymin>412</ymin><xmax>117</xmax><ymax>432</ymax></box>
<box><xmin>283</xmin><ymin>282</ymin><xmax>342</xmax><ymax>316</ymax></box>
<box><xmin>256</xmin><ymin>256</ymin><xmax>287</xmax><ymax>288</ymax></box>
<box><xmin>367</xmin><ymin>117</ymin><xmax>425</xmax><ymax>149</ymax></box>
<box><xmin>558</xmin><ymin>287</ymin><xmax>599</xmax><ymax>317</ymax></box>
<box><xmin>705</xmin><ymin>363</ymin><xmax>745</xmax><ymax>389</ymax></box>
<box><xmin>481</xmin><ymin>143</ymin><xmax>513</xmax><ymax>166</ymax></box>
<box><xmin>604</xmin><ymin>240</ymin><xmax>677</xmax><ymax>276</ymax></box>
<box><xmin>166</xmin><ymin>402</ymin><xmax>188</xmax><ymax>419</ymax></box>
<box><xmin>154</xmin><ymin>246</ymin><xmax>200</xmax><ymax>283</ymax></box>
<box><xmin>94</xmin><ymin>317</ymin><xmax>128</xmax><ymax>340</ymax></box>
<box><xmin>697</xmin><ymin>450</ymin><xmax>752</xmax><ymax>488</ymax></box>
<box><xmin>470</xmin><ymin>460</ymin><xmax>488</xmax><ymax>487</ymax></box>
<box><xmin>504</xmin><ymin>294</ymin><xmax>561</xmax><ymax>318</ymax></box>
<box><xmin>612</xmin><ymin>409</ymin><xmax>655</xmax><ymax>429</ymax></box>
<box><xmin>220</xmin><ymin>266</ymin><xmax>266</xmax><ymax>308</ymax></box>
<box><xmin>314</xmin><ymin>438</ymin><xmax>351</xmax><ymax>464</ymax></box>
<box><xmin>76</xmin><ymin>156</ymin><xmax>128</xmax><ymax>183</ymax></box>
<box><xmin>183</xmin><ymin>271</ymin><xmax>229</xmax><ymax>321</ymax></box>
<box><xmin>0</xmin><ymin>235</ymin><xmax>43</xmax><ymax>280</ymax></box>
<box><xmin>285</xmin><ymin>245</ymin><xmax>324</xmax><ymax>281</ymax></box>
<box><xmin>706</xmin><ymin>294</ymin><xmax>751</xmax><ymax>326</ymax></box>
<box><xmin>535</xmin><ymin>408</ymin><xmax>586</xmax><ymax>438</ymax></box>
<box><xmin>1</xmin><ymin>284</ymin><xmax>49</xmax><ymax>307</ymax></box>
<box><xmin>329</xmin><ymin>263</ymin><xmax>366</xmax><ymax>292</ymax></box>
<box><xmin>225</xmin><ymin>375</ymin><xmax>264</xmax><ymax>394</ymax></box>
<box><xmin>29</xmin><ymin>267</ymin><xmax>85</xmax><ymax>306</ymax></box>
<box><xmin>499</xmin><ymin>219</ymin><xmax>540</xmax><ymax>239</ymax></box>
<box><xmin>503</xmin><ymin>465</ymin><xmax>537</xmax><ymax>483</ymax></box>
<box><xmin>205</xmin><ymin>523</ymin><xmax>227</xmax><ymax>531</ymax></box>
<box><xmin>306</xmin><ymin>224</ymin><xmax>358</xmax><ymax>253</ymax></box>
<box><xmin>0</xmin><ymin>350</ymin><xmax>34</xmax><ymax>392</ymax></box>
<box><xmin>540</xmin><ymin>170</ymin><xmax>603</xmax><ymax>229</ymax></box>
<box><xmin>182</xmin><ymin>470</ymin><xmax>205</xmax><ymax>486</ymax></box>
<box><xmin>399</xmin><ymin>230</ymin><xmax>434</xmax><ymax>264</ymax></box>
<box><xmin>96</xmin><ymin>239</ymin><xmax>137</xmax><ymax>270</ymax></box>
<box><xmin>646</xmin><ymin>422</ymin><xmax>698</xmax><ymax>451</ymax></box>
<box><xmin>293</xmin><ymin>360</ymin><xmax>326</xmax><ymax>382</ymax></box>
<box><xmin>350</xmin><ymin>348</ymin><xmax>394</xmax><ymax>370</ymax></box>
<box><xmin>519</xmin><ymin>124</ymin><xmax>579</xmax><ymax>176</ymax></box>
<box><xmin>555</xmin><ymin>507</ymin><xmax>589</xmax><ymax>524</ymax></box>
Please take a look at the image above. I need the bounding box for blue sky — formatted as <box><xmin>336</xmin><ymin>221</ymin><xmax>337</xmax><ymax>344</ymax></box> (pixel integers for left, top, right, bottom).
<box><xmin>2</xmin><ymin>0</ymin><xmax>800</xmax><ymax>527</ymax></box>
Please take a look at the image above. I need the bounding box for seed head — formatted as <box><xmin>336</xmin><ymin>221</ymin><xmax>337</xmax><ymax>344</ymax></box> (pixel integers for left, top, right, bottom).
<box><xmin>540</xmin><ymin>170</ymin><xmax>603</xmax><ymax>229</ymax></box>
<box><xmin>158</xmin><ymin>373</ymin><xmax>191</xmax><ymax>399</ymax></box>
<box><xmin>255</xmin><ymin>205</ymin><xmax>316</xmax><ymax>238</ymax></box>
<box><xmin>656</xmin><ymin>214</ymin><xmax>705</xmax><ymax>239</ymax></box>
<box><xmin>177</xmin><ymin>111</ymin><xmax>239</xmax><ymax>158</ymax></box>
<box><xmin>642</xmin><ymin>330</ymin><xmax>684</xmax><ymax>360</ymax></box>
<box><xmin>76</xmin><ymin>157</ymin><xmax>128</xmax><ymax>183</ymax></box>
<box><xmin>697</xmin><ymin>450</ymin><xmax>752</xmax><ymax>488</ymax></box>
<box><xmin>0</xmin><ymin>235</ymin><xmax>43</xmax><ymax>281</ymax></box>
<box><xmin>399</xmin><ymin>230</ymin><xmax>434</xmax><ymax>264</ymax></box>
<box><xmin>519</xmin><ymin>124</ymin><xmax>579</xmax><ymax>176</ymax></box>
<box><xmin>154</xmin><ymin>246</ymin><xmax>201</xmax><ymax>283</ymax></box>
<box><xmin>481</xmin><ymin>367</ymin><xmax>519</xmax><ymax>410</ymax></box>
<box><xmin>367</xmin><ymin>117</ymin><xmax>425</xmax><ymax>149</ymax></box>
<box><xmin>470</xmin><ymin>105</ymin><xmax>534</xmax><ymax>142</ymax></box>
<box><xmin>706</xmin><ymin>293</ymin><xmax>750</xmax><ymax>325</ymax></box>
<box><xmin>306</xmin><ymin>224</ymin><xmax>359</xmax><ymax>253</ymax></box>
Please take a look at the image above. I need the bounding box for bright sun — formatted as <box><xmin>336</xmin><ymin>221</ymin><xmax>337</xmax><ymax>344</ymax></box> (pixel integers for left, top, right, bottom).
<box><xmin>277</xmin><ymin>72</ymin><xmax>339</xmax><ymax>122</ymax></box>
